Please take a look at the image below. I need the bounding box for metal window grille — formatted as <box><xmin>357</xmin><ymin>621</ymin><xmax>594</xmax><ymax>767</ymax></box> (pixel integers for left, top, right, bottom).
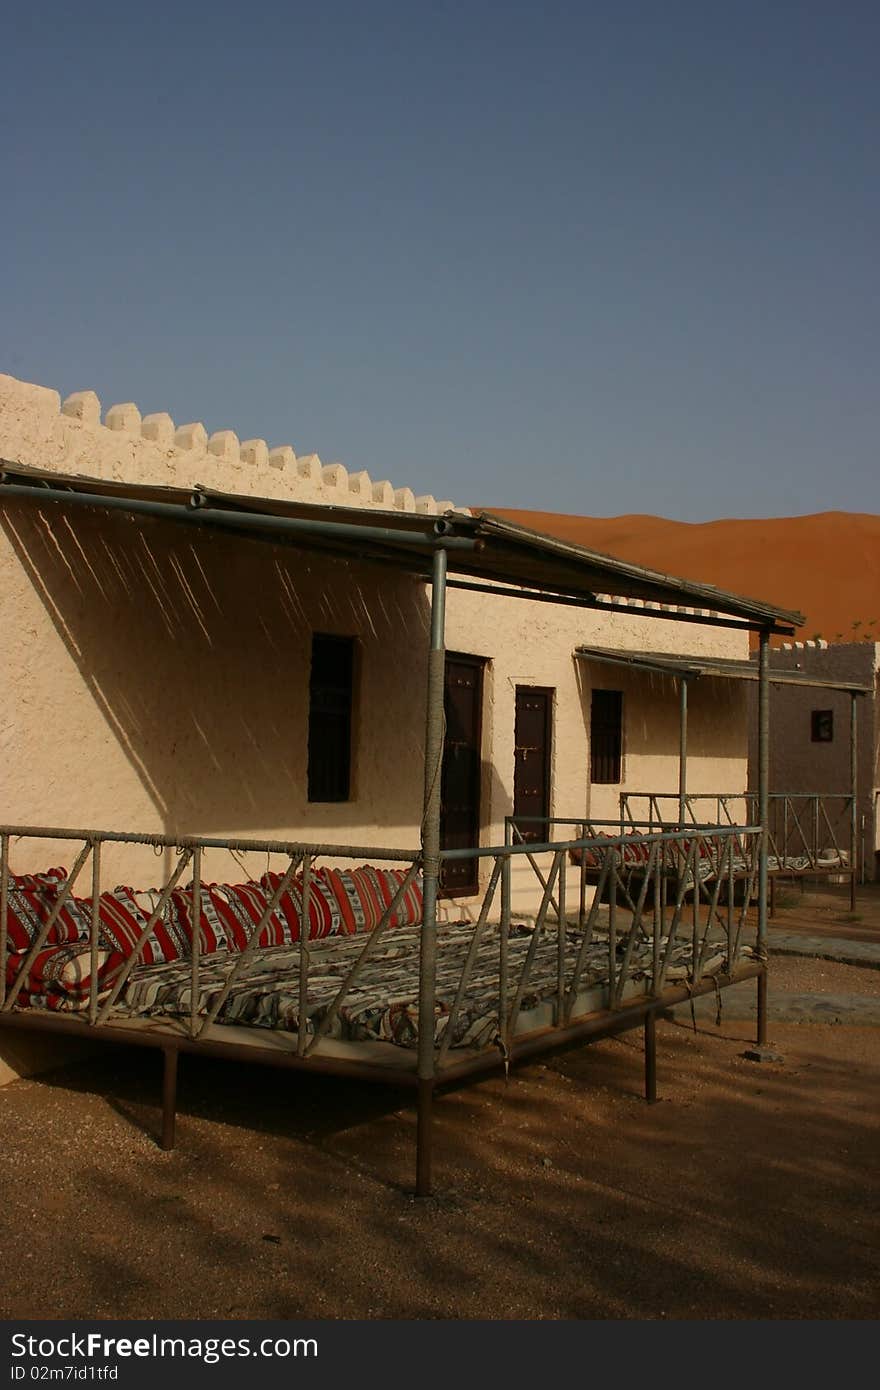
<box><xmin>590</xmin><ymin>689</ymin><xmax>623</xmax><ymax>784</ymax></box>
<box><xmin>308</xmin><ymin>634</ymin><xmax>354</xmax><ymax>802</ymax></box>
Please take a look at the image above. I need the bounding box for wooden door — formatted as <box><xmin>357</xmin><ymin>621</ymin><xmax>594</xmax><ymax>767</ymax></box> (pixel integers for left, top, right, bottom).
<box><xmin>440</xmin><ymin>655</ymin><xmax>484</xmax><ymax>895</ymax></box>
<box><xmin>513</xmin><ymin>687</ymin><xmax>552</xmax><ymax>843</ymax></box>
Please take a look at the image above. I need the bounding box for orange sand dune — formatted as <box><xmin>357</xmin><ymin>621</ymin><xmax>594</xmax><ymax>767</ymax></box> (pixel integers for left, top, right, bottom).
<box><xmin>482</xmin><ymin>509</ymin><xmax>880</xmax><ymax>646</ymax></box>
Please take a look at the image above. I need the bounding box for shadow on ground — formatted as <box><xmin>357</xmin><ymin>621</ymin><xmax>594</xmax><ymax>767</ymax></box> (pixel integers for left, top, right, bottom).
<box><xmin>1</xmin><ymin>1015</ymin><xmax>877</xmax><ymax>1321</ymax></box>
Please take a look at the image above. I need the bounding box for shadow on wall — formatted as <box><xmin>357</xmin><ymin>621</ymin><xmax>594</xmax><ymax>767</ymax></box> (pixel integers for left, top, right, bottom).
<box><xmin>2</xmin><ymin>503</ymin><xmax>431</xmax><ymax>840</ymax></box>
<box><xmin>576</xmin><ymin>663</ymin><xmax>748</xmax><ymax>761</ymax></box>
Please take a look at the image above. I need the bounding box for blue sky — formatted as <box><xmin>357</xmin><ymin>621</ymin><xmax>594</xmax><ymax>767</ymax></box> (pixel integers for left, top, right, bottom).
<box><xmin>4</xmin><ymin>1</ymin><xmax>878</xmax><ymax>519</ymax></box>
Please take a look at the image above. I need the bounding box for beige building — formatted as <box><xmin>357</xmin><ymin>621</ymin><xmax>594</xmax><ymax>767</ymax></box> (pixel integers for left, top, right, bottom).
<box><xmin>0</xmin><ymin>372</ymin><xmax>788</xmax><ymax>918</ymax></box>
<box><xmin>748</xmin><ymin>641</ymin><xmax>880</xmax><ymax>880</ymax></box>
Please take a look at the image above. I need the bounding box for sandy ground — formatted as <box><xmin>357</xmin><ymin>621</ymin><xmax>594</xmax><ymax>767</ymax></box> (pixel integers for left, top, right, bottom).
<box><xmin>0</xmin><ymin>955</ymin><xmax>877</xmax><ymax>1322</ymax></box>
<box><xmin>770</xmin><ymin>880</ymin><xmax>880</xmax><ymax>943</ymax></box>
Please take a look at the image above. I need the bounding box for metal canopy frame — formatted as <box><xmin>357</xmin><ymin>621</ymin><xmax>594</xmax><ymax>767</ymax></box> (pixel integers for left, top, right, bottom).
<box><xmin>576</xmin><ymin>646</ymin><xmax>867</xmax><ymax>922</ymax></box>
<box><xmin>0</xmin><ymin>462</ymin><xmax>803</xmax><ymax>633</ymax></box>
<box><xmin>0</xmin><ymin>459</ymin><xmax>810</xmax><ymax>1194</ymax></box>
<box><xmin>574</xmin><ymin>646</ymin><xmax>872</xmax><ymax>694</ymax></box>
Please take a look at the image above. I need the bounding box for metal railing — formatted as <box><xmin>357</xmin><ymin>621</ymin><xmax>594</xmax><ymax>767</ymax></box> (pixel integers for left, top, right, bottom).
<box><xmin>619</xmin><ymin>792</ymin><xmax>855</xmax><ymax>876</ymax></box>
<box><xmin>0</xmin><ymin>826</ymin><xmax>420</xmax><ymax>1043</ymax></box>
<box><xmin>438</xmin><ymin>817</ymin><xmax>762</xmax><ymax>1059</ymax></box>
<box><xmin>1</xmin><ymin>818</ymin><xmax>763</xmax><ymax>1071</ymax></box>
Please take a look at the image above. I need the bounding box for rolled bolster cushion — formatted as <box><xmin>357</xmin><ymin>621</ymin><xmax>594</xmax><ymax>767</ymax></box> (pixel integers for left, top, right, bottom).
<box><xmin>568</xmin><ymin>845</ymin><xmax>601</xmax><ymax>868</ymax></box>
<box><xmin>1</xmin><ymin>878</ymin><xmax>173</xmax><ymax>960</ymax></box>
<box><xmin>5</xmin><ymin>943</ymin><xmax>126</xmax><ymax>1011</ymax></box>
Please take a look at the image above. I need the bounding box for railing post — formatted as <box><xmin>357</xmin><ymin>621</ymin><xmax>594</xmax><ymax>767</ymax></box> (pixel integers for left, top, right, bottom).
<box><xmin>416</xmin><ymin>545</ymin><xmax>447</xmax><ymax>1197</ymax></box>
<box><xmin>500</xmin><ymin>851</ymin><xmax>510</xmax><ymax>1049</ymax></box>
<box><xmin>578</xmin><ymin>821</ymin><xmax>587</xmax><ymax>932</ymax></box>
<box><xmin>88</xmin><ymin>841</ymin><xmax>102</xmax><ymax>1025</ymax></box>
<box><xmin>644</xmin><ymin>1010</ymin><xmax>657</xmax><ymax>1104</ymax></box>
<box><xmin>298</xmin><ymin>856</ymin><xmax>312</xmax><ymax>1056</ymax></box>
<box><xmin>608</xmin><ymin>848</ymin><xmax>618</xmax><ymax>1007</ymax></box>
<box><xmin>556</xmin><ymin>849</ymin><xmax>566</xmax><ymax>1025</ymax></box>
<box><xmin>161</xmin><ymin>1047</ymin><xmax>178</xmax><ymax>1151</ymax></box>
<box><xmin>0</xmin><ymin>833</ymin><xmax>9</xmax><ymax>1009</ymax></box>
<box><xmin>678</xmin><ymin>678</ymin><xmax>688</xmax><ymax>828</ymax></box>
<box><xmin>813</xmin><ymin>797</ymin><xmax>819</xmax><ymax>864</ymax></box>
<box><xmin>190</xmin><ymin>844</ymin><xmax>202</xmax><ymax>1039</ymax></box>
<box><xmin>850</xmin><ymin>694</ymin><xmax>858</xmax><ymax>912</ymax></box>
<box><xmin>756</xmin><ymin>630</ymin><xmax>770</xmax><ymax>1047</ymax></box>
<box><xmin>652</xmin><ymin>837</ymin><xmax>662</xmax><ymax>993</ymax></box>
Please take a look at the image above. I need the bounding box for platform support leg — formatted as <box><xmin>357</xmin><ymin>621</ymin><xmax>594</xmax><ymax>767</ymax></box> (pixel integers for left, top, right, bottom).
<box><xmin>416</xmin><ymin>1079</ymin><xmax>434</xmax><ymax>1197</ymax></box>
<box><xmin>756</xmin><ymin>969</ymin><xmax>768</xmax><ymax>1048</ymax></box>
<box><xmin>161</xmin><ymin>1047</ymin><xmax>178</xmax><ymax>1151</ymax></box>
<box><xmin>644</xmin><ymin>1011</ymin><xmax>658</xmax><ymax>1104</ymax></box>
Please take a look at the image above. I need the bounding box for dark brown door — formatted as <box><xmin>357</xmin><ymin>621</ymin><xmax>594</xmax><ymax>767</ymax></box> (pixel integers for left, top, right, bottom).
<box><xmin>513</xmin><ymin>687</ymin><xmax>553</xmax><ymax>844</ymax></box>
<box><xmin>440</xmin><ymin>655</ymin><xmax>484</xmax><ymax>895</ymax></box>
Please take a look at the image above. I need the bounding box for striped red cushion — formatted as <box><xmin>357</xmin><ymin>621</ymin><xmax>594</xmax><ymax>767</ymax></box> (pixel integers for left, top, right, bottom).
<box><xmin>374</xmin><ymin>868</ymin><xmax>423</xmax><ymax>927</ymax></box>
<box><xmin>5</xmin><ymin>943</ymin><xmax>125</xmax><ymax>1011</ymax></box>
<box><xmin>8</xmin><ymin>868</ymin><xmax>68</xmax><ymax>891</ymax></box>
<box><xmin>100</xmin><ymin>887</ymin><xmax>190</xmax><ymax>965</ymax></box>
<box><xmin>318</xmin><ymin>867</ymin><xmax>374</xmax><ymax>934</ymax></box>
<box><xmin>169</xmin><ymin>885</ymin><xmax>239</xmax><ymax>956</ymax></box>
<box><xmin>2</xmin><ymin>868</ymin><xmax>86</xmax><ymax>952</ymax></box>
<box><xmin>212</xmin><ymin>881</ymin><xmax>294</xmax><ymax>951</ymax></box>
<box><xmin>315</xmin><ymin>866</ymin><xmax>423</xmax><ymax>933</ymax></box>
<box><xmin>260</xmin><ymin>872</ymin><xmax>342</xmax><ymax>943</ymax></box>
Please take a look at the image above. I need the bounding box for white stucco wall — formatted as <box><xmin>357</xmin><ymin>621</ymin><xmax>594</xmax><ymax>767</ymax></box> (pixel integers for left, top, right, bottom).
<box><xmin>0</xmin><ymin>373</ymin><xmax>461</xmax><ymax>516</ymax></box>
<box><xmin>1</xmin><ymin>372</ymin><xmax>750</xmax><ymax>915</ymax></box>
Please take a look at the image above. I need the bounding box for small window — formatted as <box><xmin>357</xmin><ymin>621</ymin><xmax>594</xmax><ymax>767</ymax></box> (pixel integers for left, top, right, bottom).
<box><xmin>811</xmin><ymin>709</ymin><xmax>833</xmax><ymax>743</ymax></box>
<box><xmin>590</xmin><ymin>689</ymin><xmax>623</xmax><ymax>784</ymax></box>
<box><xmin>308</xmin><ymin>635</ymin><xmax>354</xmax><ymax>802</ymax></box>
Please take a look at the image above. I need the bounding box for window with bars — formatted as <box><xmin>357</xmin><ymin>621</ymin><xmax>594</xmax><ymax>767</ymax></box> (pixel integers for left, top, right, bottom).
<box><xmin>308</xmin><ymin>634</ymin><xmax>354</xmax><ymax>802</ymax></box>
<box><xmin>590</xmin><ymin>689</ymin><xmax>623</xmax><ymax>784</ymax></box>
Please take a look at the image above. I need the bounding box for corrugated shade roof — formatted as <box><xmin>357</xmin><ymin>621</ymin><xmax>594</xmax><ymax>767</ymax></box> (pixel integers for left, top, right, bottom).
<box><xmin>575</xmin><ymin>646</ymin><xmax>872</xmax><ymax>694</ymax></box>
<box><xmin>0</xmin><ymin>462</ymin><xmax>804</xmax><ymax>633</ymax></box>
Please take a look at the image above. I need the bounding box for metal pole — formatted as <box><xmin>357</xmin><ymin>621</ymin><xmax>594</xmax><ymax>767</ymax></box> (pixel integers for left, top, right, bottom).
<box><xmin>416</xmin><ymin>546</ymin><xmax>447</xmax><ymax>1197</ymax></box>
<box><xmin>88</xmin><ymin>842</ymin><xmax>101</xmax><ymax>1026</ymax></box>
<box><xmin>0</xmin><ymin>834</ymin><xmax>8</xmax><ymax>1009</ymax></box>
<box><xmin>499</xmin><ymin>852</ymin><xmax>511</xmax><ymax>1049</ymax></box>
<box><xmin>445</xmin><ymin>578</ymin><xmax>789</xmax><ymax>634</ymax></box>
<box><xmin>678</xmin><ymin>678</ymin><xmax>688</xmax><ymax>828</ymax></box>
<box><xmin>556</xmin><ymin>851</ymin><xmax>566</xmax><ymax>1027</ymax></box>
<box><xmin>0</xmin><ymin>480</ymin><xmax>478</xmax><ymax>553</ymax></box>
<box><xmin>161</xmin><ymin>1047</ymin><xmax>178</xmax><ymax>1150</ymax></box>
<box><xmin>644</xmin><ymin>1010</ymin><xmax>657</xmax><ymax>1104</ymax></box>
<box><xmin>298</xmin><ymin>857</ymin><xmax>312</xmax><ymax>1057</ymax></box>
<box><xmin>677</xmin><ymin>677</ymin><xmax>689</xmax><ymax>902</ymax></box>
<box><xmin>850</xmin><ymin>694</ymin><xmax>858</xmax><ymax>912</ymax></box>
<box><xmin>608</xmin><ymin>848</ymin><xmax>617</xmax><ymax>1005</ymax></box>
<box><xmin>190</xmin><ymin>845</ymin><xmax>202</xmax><ymax>1039</ymax></box>
<box><xmin>757</xmin><ymin>630</ymin><xmax>770</xmax><ymax>1046</ymax></box>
